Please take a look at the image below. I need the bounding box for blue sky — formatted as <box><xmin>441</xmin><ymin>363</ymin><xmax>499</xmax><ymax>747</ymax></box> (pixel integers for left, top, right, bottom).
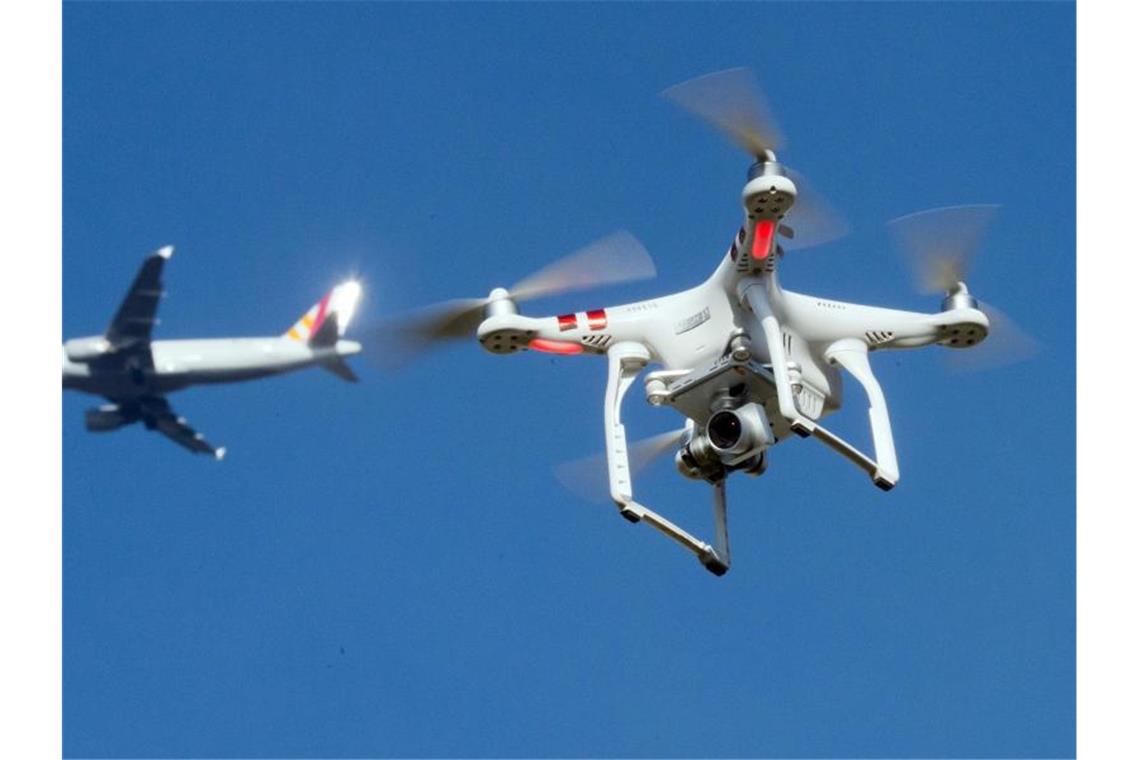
<box><xmin>63</xmin><ymin>3</ymin><xmax>1074</xmax><ymax>757</ymax></box>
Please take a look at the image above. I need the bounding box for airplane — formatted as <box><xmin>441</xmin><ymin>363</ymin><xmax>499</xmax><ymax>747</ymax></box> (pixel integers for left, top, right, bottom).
<box><xmin>376</xmin><ymin>68</ymin><xmax>1037</xmax><ymax>576</ymax></box>
<box><xmin>63</xmin><ymin>245</ymin><xmax>363</xmax><ymax>459</ymax></box>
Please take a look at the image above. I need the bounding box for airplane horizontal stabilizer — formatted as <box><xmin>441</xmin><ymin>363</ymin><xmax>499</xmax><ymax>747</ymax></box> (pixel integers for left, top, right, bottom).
<box><xmin>322</xmin><ymin>358</ymin><xmax>359</xmax><ymax>383</ymax></box>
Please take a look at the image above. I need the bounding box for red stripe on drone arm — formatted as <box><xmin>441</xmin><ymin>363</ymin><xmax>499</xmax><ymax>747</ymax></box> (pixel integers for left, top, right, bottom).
<box><xmin>752</xmin><ymin>219</ymin><xmax>776</xmax><ymax>260</ymax></box>
<box><xmin>528</xmin><ymin>338</ymin><xmax>584</xmax><ymax>355</ymax></box>
<box><xmin>586</xmin><ymin>309</ymin><xmax>607</xmax><ymax>330</ymax></box>
<box><xmin>557</xmin><ymin>313</ymin><xmax>578</xmax><ymax>332</ymax></box>
<box><xmin>310</xmin><ymin>292</ymin><xmax>332</xmax><ymax>336</ymax></box>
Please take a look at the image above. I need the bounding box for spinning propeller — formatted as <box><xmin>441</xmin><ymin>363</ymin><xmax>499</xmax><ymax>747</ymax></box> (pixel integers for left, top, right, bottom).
<box><xmin>888</xmin><ymin>205</ymin><xmax>1040</xmax><ymax>370</ymax></box>
<box><xmin>367</xmin><ymin>230</ymin><xmax>655</xmax><ymax>366</ymax></box>
<box><xmin>555</xmin><ymin>427</ymin><xmax>689</xmax><ymax>504</ymax></box>
<box><xmin>662</xmin><ymin>67</ymin><xmax>850</xmax><ymax>250</ymax></box>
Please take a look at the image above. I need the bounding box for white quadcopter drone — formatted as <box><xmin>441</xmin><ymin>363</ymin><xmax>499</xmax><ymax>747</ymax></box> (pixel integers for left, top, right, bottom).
<box><xmin>382</xmin><ymin>68</ymin><xmax>1034</xmax><ymax>576</ymax></box>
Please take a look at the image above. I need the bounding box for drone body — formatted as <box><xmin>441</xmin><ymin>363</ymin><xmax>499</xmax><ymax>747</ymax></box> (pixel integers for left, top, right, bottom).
<box><xmin>384</xmin><ymin>68</ymin><xmax>1026</xmax><ymax>576</ymax></box>
<box><xmin>475</xmin><ymin>177</ymin><xmax>990</xmax><ymax>575</ymax></box>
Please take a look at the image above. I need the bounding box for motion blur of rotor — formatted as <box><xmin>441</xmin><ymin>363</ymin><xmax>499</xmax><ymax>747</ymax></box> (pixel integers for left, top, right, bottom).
<box><xmin>888</xmin><ymin>205</ymin><xmax>1040</xmax><ymax>370</ymax></box>
<box><xmin>555</xmin><ymin>428</ymin><xmax>688</xmax><ymax>504</ymax></box>
<box><xmin>662</xmin><ymin>67</ymin><xmax>849</xmax><ymax>250</ymax></box>
<box><xmin>662</xmin><ymin>66</ymin><xmax>785</xmax><ymax>157</ymax></box>
<box><xmin>367</xmin><ymin>230</ymin><xmax>656</xmax><ymax>367</ymax></box>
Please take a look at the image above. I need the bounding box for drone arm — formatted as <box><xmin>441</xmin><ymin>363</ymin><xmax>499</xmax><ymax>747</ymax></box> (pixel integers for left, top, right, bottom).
<box><xmin>480</xmin><ymin>307</ymin><xmax>660</xmax><ymax>358</ymax></box>
<box><xmin>825</xmin><ymin>338</ymin><xmax>899</xmax><ymax>489</ymax></box>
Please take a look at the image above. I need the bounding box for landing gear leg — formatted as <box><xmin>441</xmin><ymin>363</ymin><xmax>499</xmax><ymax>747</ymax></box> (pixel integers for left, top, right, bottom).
<box><xmin>604</xmin><ymin>342</ymin><xmax>733</xmax><ymax>576</ymax></box>
<box><xmin>699</xmin><ymin>480</ymin><xmax>731</xmax><ymax>576</ymax></box>
<box><xmin>826</xmin><ymin>339</ymin><xmax>900</xmax><ymax>490</ymax></box>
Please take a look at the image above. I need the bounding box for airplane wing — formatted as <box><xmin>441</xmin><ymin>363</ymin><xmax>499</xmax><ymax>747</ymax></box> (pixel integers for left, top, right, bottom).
<box><xmin>105</xmin><ymin>245</ymin><xmax>173</xmax><ymax>348</ymax></box>
<box><xmin>136</xmin><ymin>395</ymin><xmax>226</xmax><ymax>459</ymax></box>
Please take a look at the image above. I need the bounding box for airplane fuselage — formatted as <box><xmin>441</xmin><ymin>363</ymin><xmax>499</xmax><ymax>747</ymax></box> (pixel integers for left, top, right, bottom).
<box><xmin>63</xmin><ymin>336</ymin><xmax>362</xmax><ymax>398</ymax></box>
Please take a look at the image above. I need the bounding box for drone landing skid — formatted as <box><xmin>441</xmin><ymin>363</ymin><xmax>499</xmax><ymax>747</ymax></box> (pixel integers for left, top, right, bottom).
<box><xmin>605</xmin><ymin>343</ymin><xmax>732</xmax><ymax>575</ymax></box>
<box><xmin>618</xmin><ymin>486</ymin><xmax>730</xmax><ymax>576</ymax></box>
<box><xmin>654</xmin><ymin>346</ymin><xmax>898</xmax><ymax>491</ymax></box>
<box><xmin>602</xmin><ymin>334</ymin><xmax>899</xmax><ymax>575</ymax></box>
<box><xmin>811</xmin><ymin>425</ymin><xmax>896</xmax><ymax>491</ymax></box>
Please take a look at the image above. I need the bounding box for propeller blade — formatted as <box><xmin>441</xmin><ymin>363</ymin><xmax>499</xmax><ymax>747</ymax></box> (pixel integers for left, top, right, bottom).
<box><xmin>886</xmin><ymin>205</ymin><xmax>1040</xmax><ymax>370</ymax></box>
<box><xmin>554</xmin><ymin>428</ymin><xmax>688</xmax><ymax>504</ymax></box>
<box><xmin>363</xmin><ymin>298</ymin><xmax>487</xmax><ymax>368</ymax></box>
<box><xmin>509</xmin><ymin>230</ymin><xmax>655</xmax><ymax>302</ymax></box>
<box><xmin>401</xmin><ymin>298</ymin><xmax>490</xmax><ymax>342</ymax></box>
<box><xmin>946</xmin><ymin>300</ymin><xmax>1041</xmax><ymax>372</ymax></box>
<box><xmin>888</xmin><ymin>204</ymin><xmax>1000</xmax><ymax>293</ymax></box>
<box><xmin>780</xmin><ymin>167</ymin><xmax>851</xmax><ymax>250</ymax></box>
<box><xmin>662</xmin><ymin>67</ymin><xmax>785</xmax><ymax>156</ymax></box>
<box><xmin>366</xmin><ymin>230</ymin><xmax>655</xmax><ymax>369</ymax></box>
<box><xmin>664</xmin><ymin>69</ymin><xmax>847</xmax><ymax>251</ymax></box>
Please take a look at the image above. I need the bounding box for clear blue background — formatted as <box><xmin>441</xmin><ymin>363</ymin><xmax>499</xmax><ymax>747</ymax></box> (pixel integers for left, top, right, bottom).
<box><xmin>63</xmin><ymin>3</ymin><xmax>1074</xmax><ymax>757</ymax></box>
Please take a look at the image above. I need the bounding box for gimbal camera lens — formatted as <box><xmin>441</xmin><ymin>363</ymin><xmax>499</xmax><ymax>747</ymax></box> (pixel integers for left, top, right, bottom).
<box><xmin>708</xmin><ymin>410</ymin><xmax>743</xmax><ymax>449</ymax></box>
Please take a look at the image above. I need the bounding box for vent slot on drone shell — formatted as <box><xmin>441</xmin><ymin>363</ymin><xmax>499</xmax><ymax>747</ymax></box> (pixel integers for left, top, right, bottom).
<box><xmin>735</xmin><ymin>251</ymin><xmax>776</xmax><ymax>273</ymax></box>
<box><xmin>581</xmin><ymin>333</ymin><xmax>614</xmax><ymax>351</ymax></box>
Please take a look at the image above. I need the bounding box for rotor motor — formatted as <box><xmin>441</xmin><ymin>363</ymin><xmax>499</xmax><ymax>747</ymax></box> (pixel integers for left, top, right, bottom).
<box><xmin>742</xmin><ymin>161</ymin><xmax>797</xmax><ymax>221</ymax></box>
<box><xmin>937</xmin><ymin>283</ymin><xmax>989</xmax><ymax>349</ymax></box>
<box><xmin>478</xmin><ymin>288</ymin><xmax>531</xmax><ymax>355</ymax></box>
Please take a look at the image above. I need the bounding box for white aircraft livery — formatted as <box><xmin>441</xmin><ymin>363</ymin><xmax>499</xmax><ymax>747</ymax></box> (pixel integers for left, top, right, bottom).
<box><xmin>63</xmin><ymin>245</ymin><xmax>363</xmax><ymax>459</ymax></box>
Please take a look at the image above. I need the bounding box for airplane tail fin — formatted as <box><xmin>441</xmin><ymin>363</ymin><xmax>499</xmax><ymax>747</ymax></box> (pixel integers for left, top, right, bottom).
<box><xmin>284</xmin><ymin>280</ymin><xmax>362</xmax><ymax>347</ymax></box>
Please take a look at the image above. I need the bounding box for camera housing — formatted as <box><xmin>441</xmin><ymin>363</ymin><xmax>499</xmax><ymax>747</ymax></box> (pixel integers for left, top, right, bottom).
<box><xmin>706</xmin><ymin>402</ymin><xmax>774</xmax><ymax>465</ymax></box>
<box><xmin>676</xmin><ymin>401</ymin><xmax>774</xmax><ymax>482</ymax></box>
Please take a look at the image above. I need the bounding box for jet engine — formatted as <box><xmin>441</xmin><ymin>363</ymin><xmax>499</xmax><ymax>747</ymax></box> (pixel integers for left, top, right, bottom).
<box><xmin>65</xmin><ymin>336</ymin><xmax>113</xmax><ymax>362</ymax></box>
<box><xmin>85</xmin><ymin>404</ymin><xmax>139</xmax><ymax>432</ymax></box>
